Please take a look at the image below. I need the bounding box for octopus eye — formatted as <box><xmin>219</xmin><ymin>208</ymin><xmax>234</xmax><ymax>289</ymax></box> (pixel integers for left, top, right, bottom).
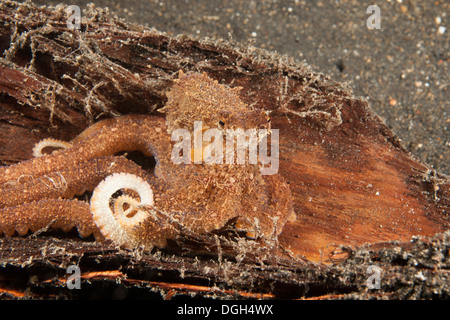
<box><xmin>267</xmin><ymin>118</ymin><xmax>271</xmax><ymax>123</ymax></box>
<box><xmin>219</xmin><ymin>120</ymin><xmax>225</xmax><ymax>127</ymax></box>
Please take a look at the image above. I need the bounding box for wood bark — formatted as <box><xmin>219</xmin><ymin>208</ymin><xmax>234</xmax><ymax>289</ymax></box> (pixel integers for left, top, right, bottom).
<box><xmin>0</xmin><ymin>1</ymin><xmax>449</xmax><ymax>299</ymax></box>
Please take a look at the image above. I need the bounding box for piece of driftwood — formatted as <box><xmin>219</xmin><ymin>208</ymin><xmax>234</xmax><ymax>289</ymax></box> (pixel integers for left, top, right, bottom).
<box><xmin>0</xmin><ymin>1</ymin><xmax>449</xmax><ymax>299</ymax></box>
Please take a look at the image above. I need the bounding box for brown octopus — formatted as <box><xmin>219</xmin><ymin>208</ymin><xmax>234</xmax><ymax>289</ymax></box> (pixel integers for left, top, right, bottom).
<box><xmin>0</xmin><ymin>71</ymin><xmax>295</xmax><ymax>251</ymax></box>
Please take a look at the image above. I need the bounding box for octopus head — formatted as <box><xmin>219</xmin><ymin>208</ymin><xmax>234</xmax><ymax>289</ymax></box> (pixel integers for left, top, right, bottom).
<box><xmin>161</xmin><ymin>70</ymin><xmax>270</xmax><ymax>135</ymax></box>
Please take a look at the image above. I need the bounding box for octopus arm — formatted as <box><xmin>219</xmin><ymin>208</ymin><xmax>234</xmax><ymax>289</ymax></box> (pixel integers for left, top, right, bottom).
<box><xmin>0</xmin><ymin>199</ymin><xmax>103</xmax><ymax>239</ymax></box>
<box><xmin>0</xmin><ymin>156</ymin><xmax>153</xmax><ymax>209</ymax></box>
<box><xmin>0</xmin><ymin>115</ymin><xmax>170</xmax><ymax>185</ymax></box>
<box><xmin>32</xmin><ymin>138</ymin><xmax>72</xmax><ymax>157</ymax></box>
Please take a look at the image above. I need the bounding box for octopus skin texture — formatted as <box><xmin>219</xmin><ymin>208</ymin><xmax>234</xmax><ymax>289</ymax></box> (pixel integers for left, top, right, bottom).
<box><xmin>0</xmin><ymin>71</ymin><xmax>295</xmax><ymax>251</ymax></box>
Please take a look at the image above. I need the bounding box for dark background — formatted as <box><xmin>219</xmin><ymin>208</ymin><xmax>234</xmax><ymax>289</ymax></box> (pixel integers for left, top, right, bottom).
<box><xmin>19</xmin><ymin>0</ymin><xmax>449</xmax><ymax>174</ymax></box>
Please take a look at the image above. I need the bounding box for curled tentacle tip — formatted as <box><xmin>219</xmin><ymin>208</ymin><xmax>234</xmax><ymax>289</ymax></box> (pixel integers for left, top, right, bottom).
<box><xmin>90</xmin><ymin>173</ymin><xmax>154</xmax><ymax>249</ymax></box>
<box><xmin>32</xmin><ymin>138</ymin><xmax>72</xmax><ymax>157</ymax></box>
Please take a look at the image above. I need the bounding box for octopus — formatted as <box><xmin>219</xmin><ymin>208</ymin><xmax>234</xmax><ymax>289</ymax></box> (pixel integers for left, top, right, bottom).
<box><xmin>0</xmin><ymin>71</ymin><xmax>295</xmax><ymax>251</ymax></box>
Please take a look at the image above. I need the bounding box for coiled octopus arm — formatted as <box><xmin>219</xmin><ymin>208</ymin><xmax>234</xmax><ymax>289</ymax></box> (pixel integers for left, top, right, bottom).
<box><xmin>90</xmin><ymin>172</ymin><xmax>176</xmax><ymax>250</ymax></box>
<box><xmin>0</xmin><ymin>115</ymin><xmax>171</xmax><ymax>185</ymax></box>
<box><xmin>0</xmin><ymin>115</ymin><xmax>171</xmax><ymax>241</ymax></box>
<box><xmin>0</xmin><ymin>156</ymin><xmax>154</xmax><ymax>209</ymax></box>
